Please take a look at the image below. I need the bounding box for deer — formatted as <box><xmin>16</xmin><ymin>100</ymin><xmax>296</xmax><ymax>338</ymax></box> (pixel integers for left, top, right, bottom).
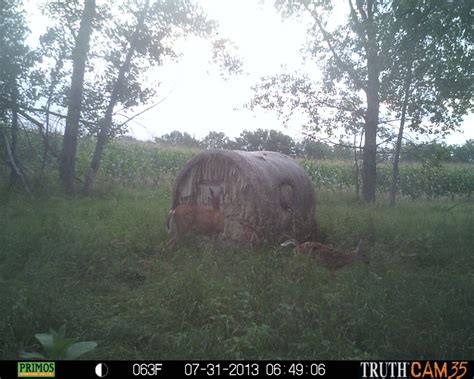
<box><xmin>281</xmin><ymin>238</ymin><xmax>368</xmax><ymax>279</ymax></box>
<box><xmin>166</xmin><ymin>188</ymin><xmax>224</xmax><ymax>250</ymax></box>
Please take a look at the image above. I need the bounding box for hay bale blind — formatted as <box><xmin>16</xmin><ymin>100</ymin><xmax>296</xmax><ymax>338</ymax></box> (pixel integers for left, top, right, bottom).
<box><xmin>171</xmin><ymin>150</ymin><xmax>315</xmax><ymax>243</ymax></box>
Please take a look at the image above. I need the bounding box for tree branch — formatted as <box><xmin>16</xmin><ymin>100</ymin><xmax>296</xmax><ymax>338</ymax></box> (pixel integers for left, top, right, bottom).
<box><xmin>15</xmin><ymin>111</ymin><xmax>85</xmax><ymax>184</ymax></box>
<box><xmin>116</xmin><ymin>88</ymin><xmax>174</xmax><ymax>128</ymax></box>
<box><xmin>0</xmin><ymin>96</ymin><xmax>96</xmax><ymax>129</ymax></box>
<box><xmin>0</xmin><ymin>126</ymin><xmax>31</xmax><ymax>193</ymax></box>
<box><xmin>15</xmin><ymin>109</ymin><xmax>60</xmax><ymax>159</ymax></box>
<box><xmin>348</xmin><ymin>0</ymin><xmax>359</xmax><ymax>23</ymax></box>
<box><xmin>376</xmin><ymin>134</ymin><xmax>397</xmax><ymax>146</ymax></box>
<box><xmin>313</xmin><ymin>15</ymin><xmax>367</xmax><ymax>92</ymax></box>
<box><xmin>355</xmin><ymin>0</ymin><xmax>368</xmax><ymax>23</ymax></box>
<box><xmin>348</xmin><ymin>0</ymin><xmax>368</xmax><ymax>51</ymax></box>
<box><xmin>303</xmin><ymin>133</ymin><xmax>364</xmax><ymax>150</ymax></box>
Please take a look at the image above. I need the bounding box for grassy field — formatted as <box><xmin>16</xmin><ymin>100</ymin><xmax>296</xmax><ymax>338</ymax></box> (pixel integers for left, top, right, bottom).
<box><xmin>1</xmin><ymin>184</ymin><xmax>473</xmax><ymax>360</ymax></box>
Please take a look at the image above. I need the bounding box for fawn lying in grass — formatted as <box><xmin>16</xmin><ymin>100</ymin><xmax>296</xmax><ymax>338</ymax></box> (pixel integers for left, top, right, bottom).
<box><xmin>281</xmin><ymin>239</ymin><xmax>368</xmax><ymax>279</ymax></box>
<box><xmin>166</xmin><ymin>188</ymin><xmax>224</xmax><ymax>250</ymax></box>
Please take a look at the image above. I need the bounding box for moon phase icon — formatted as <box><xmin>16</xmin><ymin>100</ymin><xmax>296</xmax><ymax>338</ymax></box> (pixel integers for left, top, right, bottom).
<box><xmin>95</xmin><ymin>363</ymin><xmax>109</xmax><ymax>377</ymax></box>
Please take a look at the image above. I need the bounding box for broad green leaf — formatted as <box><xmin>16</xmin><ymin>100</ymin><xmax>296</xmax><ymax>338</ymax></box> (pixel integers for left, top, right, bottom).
<box><xmin>58</xmin><ymin>325</ymin><xmax>67</xmax><ymax>338</ymax></box>
<box><xmin>65</xmin><ymin>341</ymin><xmax>97</xmax><ymax>359</ymax></box>
<box><xmin>51</xmin><ymin>336</ymin><xmax>77</xmax><ymax>358</ymax></box>
<box><xmin>19</xmin><ymin>352</ymin><xmax>45</xmax><ymax>359</ymax></box>
<box><xmin>34</xmin><ymin>333</ymin><xmax>54</xmax><ymax>354</ymax></box>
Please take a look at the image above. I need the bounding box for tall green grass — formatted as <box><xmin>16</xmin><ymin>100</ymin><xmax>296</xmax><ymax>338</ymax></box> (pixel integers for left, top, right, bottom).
<box><xmin>1</xmin><ymin>187</ymin><xmax>473</xmax><ymax>359</ymax></box>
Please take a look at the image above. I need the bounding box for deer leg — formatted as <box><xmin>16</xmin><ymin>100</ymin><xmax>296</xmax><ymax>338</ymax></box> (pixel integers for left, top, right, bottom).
<box><xmin>166</xmin><ymin>231</ymin><xmax>179</xmax><ymax>250</ymax></box>
<box><xmin>166</xmin><ymin>237</ymin><xmax>175</xmax><ymax>250</ymax></box>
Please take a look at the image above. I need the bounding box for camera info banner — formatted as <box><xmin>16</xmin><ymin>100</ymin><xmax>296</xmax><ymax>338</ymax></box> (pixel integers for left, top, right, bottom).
<box><xmin>1</xmin><ymin>360</ymin><xmax>472</xmax><ymax>379</ymax></box>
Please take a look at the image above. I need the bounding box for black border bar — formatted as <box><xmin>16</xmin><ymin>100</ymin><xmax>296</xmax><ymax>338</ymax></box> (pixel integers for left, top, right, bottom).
<box><xmin>3</xmin><ymin>360</ymin><xmax>473</xmax><ymax>379</ymax></box>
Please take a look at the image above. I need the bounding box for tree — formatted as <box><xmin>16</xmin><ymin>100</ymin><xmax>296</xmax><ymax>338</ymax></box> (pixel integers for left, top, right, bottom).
<box><xmin>25</xmin><ymin>0</ymin><xmax>215</xmax><ymax>194</ymax></box>
<box><xmin>265</xmin><ymin>129</ymin><xmax>297</xmax><ymax>155</ymax></box>
<box><xmin>155</xmin><ymin>130</ymin><xmax>200</xmax><ymax>147</ymax></box>
<box><xmin>252</xmin><ymin>0</ymin><xmax>473</xmax><ymax>202</ymax></box>
<box><xmin>234</xmin><ymin>128</ymin><xmax>296</xmax><ymax>155</ymax></box>
<box><xmin>34</xmin><ymin>10</ymin><xmax>77</xmax><ymax>175</ymax></box>
<box><xmin>452</xmin><ymin>140</ymin><xmax>474</xmax><ymax>164</ymax></box>
<box><xmin>298</xmin><ymin>139</ymin><xmax>334</xmax><ymax>160</ymax></box>
<box><xmin>81</xmin><ymin>0</ymin><xmax>214</xmax><ymax>194</ymax></box>
<box><xmin>82</xmin><ymin>0</ymin><xmax>150</xmax><ymax>195</ymax></box>
<box><xmin>1</xmin><ymin>1</ymin><xmax>238</xmax><ymax>193</ymax></box>
<box><xmin>381</xmin><ymin>0</ymin><xmax>474</xmax><ymax>205</ymax></box>
<box><xmin>400</xmin><ymin>141</ymin><xmax>454</xmax><ymax>164</ymax></box>
<box><xmin>58</xmin><ymin>0</ymin><xmax>96</xmax><ymax>193</ymax></box>
<box><xmin>0</xmin><ymin>0</ymin><xmax>36</xmax><ymax>191</ymax></box>
<box><xmin>249</xmin><ymin>1</ymin><xmax>382</xmax><ymax>201</ymax></box>
<box><xmin>202</xmin><ymin>131</ymin><xmax>230</xmax><ymax>149</ymax></box>
<box><xmin>272</xmin><ymin>0</ymin><xmax>381</xmax><ymax>202</ymax></box>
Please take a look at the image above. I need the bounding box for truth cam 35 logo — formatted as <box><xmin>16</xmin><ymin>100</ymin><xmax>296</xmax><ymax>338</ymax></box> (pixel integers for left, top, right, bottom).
<box><xmin>360</xmin><ymin>361</ymin><xmax>470</xmax><ymax>379</ymax></box>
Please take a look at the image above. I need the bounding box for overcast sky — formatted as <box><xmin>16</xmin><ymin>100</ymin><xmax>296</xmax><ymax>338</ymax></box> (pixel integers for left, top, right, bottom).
<box><xmin>126</xmin><ymin>0</ymin><xmax>310</xmax><ymax>142</ymax></box>
<box><xmin>27</xmin><ymin>0</ymin><xmax>473</xmax><ymax>145</ymax></box>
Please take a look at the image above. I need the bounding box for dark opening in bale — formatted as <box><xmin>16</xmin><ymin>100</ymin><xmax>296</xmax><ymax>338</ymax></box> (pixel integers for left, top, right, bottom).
<box><xmin>170</xmin><ymin>149</ymin><xmax>316</xmax><ymax>244</ymax></box>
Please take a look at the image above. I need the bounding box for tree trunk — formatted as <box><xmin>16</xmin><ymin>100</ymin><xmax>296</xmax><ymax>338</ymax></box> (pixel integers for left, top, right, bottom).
<box><xmin>361</xmin><ymin>0</ymin><xmax>380</xmax><ymax>203</ymax></box>
<box><xmin>362</xmin><ymin>88</ymin><xmax>379</xmax><ymax>203</ymax></box>
<box><xmin>59</xmin><ymin>0</ymin><xmax>95</xmax><ymax>193</ymax></box>
<box><xmin>41</xmin><ymin>109</ymin><xmax>49</xmax><ymax>173</ymax></box>
<box><xmin>42</xmin><ymin>54</ymin><xmax>65</xmax><ymax>175</ymax></box>
<box><xmin>9</xmin><ymin>82</ymin><xmax>20</xmax><ymax>187</ymax></box>
<box><xmin>354</xmin><ymin>129</ymin><xmax>364</xmax><ymax>200</ymax></box>
<box><xmin>82</xmin><ymin>122</ymin><xmax>108</xmax><ymax>195</ymax></box>
<box><xmin>353</xmin><ymin>132</ymin><xmax>360</xmax><ymax>200</ymax></box>
<box><xmin>389</xmin><ymin>64</ymin><xmax>413</xmax><ymax>206</ymax></box>
<box><xmin>82</xmin><ymin>0</ymin><xmax>149</xmax><ymax>195</ymax></box>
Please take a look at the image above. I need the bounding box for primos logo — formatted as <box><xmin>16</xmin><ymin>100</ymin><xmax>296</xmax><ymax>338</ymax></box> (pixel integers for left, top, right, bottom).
<box><xmin>18</xmin><ymin>362</ymin><xmax>55</xmax><ymax>377</ymax></box>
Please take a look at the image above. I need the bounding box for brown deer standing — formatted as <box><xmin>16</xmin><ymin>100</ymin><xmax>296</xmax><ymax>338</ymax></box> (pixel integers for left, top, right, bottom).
<box><xmin>166</xmin><ymin>188</ymin><xmax>224</xmax><ymax>250</ymax></box>
<box><xmin>281</xmin><ymin>239</ymin><xmax>368</xmax><ymax>279</ymax></box>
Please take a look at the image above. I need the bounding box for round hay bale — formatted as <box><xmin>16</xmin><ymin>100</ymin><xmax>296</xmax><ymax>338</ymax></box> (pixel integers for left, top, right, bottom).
<box><xmin>170</xmin><ymin>149</ymin><xmax>315</xmax><ymax>244</ymax></box>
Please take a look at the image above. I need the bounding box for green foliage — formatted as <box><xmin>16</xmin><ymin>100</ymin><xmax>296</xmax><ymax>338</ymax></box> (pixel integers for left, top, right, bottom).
<box><xmin>401</xmin><ymin>140</ymin><xmax>474</xmax><ymax>164</ymax></box>
<box><xmin>1</xmin><ymin>187</ymin><xmax>473</xmax><ymax>359</ymax></box>
<box><xmin>99</xmin><ymin>138</ymin><xmax>195</xmax><ymax>185</ymax></box>
<box><xmin>298</xmin><ymin>140</ymin><xmax>357</xmax><ymax>161</ymax></box>
<box><xmin>1</xmin><ymin>133</ymin><xmax>473</xmax><ymax>199</ymax></box>
<box><xmin>201</xmin><ymin>131</ymin><xmax>231</xmax><ymax>150</ymax></box>
<box><xmin>0</xmin><ymin>0</ymin><xmax>35</xmax><ymax>94</ymax></box>
<box><xmin>452</xmin><ymin>140</ymin><xmax>474</xmax><ymax>163</ymax></box>
<box><xmin>397</xmin><ymin>163</ymin><xmax>474</xmax><ymax>200</ymax></box>
<box><xmin>211</xmin><ymin>38</ymin><xmax>244</xmax><ymax>80</ymax></box>
<box><xmin>235</xmin><ymin>128</ymin><xmax>296</xmax><ymax>155</ymax></box>
<box><xmin>380</xmin><ymin>0</ymin><xmax>473</xmax><ymax>134</ymax></box>
<box><xmin>264</xmin><ymin>1</ymin><xmax>473</xmax><ymax>139</ymax></box>
<box><xmin>155</xmin><ymin>131</ymin><xmax>201</xmax><ymax>148</ymax></box>
<box><xmin>301</xmin><ymin>160</ymin><xmax>356</xmax><ymax>191</ymax></box>
<box><xmin>248</xmin><ymin>72</ymin><xmax>366</xmax><ymax>140</ymax></box>
<box><xmin>20</xmin><ymin>326</ymin><xmax>97</xmax><ymax>360</ymax></box>
<box><xmin>32</xmin><ymin>0</ymin><xmax>216</xmax><ymax>139</ymax></box>
<box><xmin>302</xmin><ymin>159</ymin><xmax>474</xmax><ymax>199</ymax></box>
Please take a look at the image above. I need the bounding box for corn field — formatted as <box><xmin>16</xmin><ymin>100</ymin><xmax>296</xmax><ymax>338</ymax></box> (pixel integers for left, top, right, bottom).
<box><xmin>2</xmin><ymin>135</ymin><xmax>473</xmax><ymax>199</ymax></box>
